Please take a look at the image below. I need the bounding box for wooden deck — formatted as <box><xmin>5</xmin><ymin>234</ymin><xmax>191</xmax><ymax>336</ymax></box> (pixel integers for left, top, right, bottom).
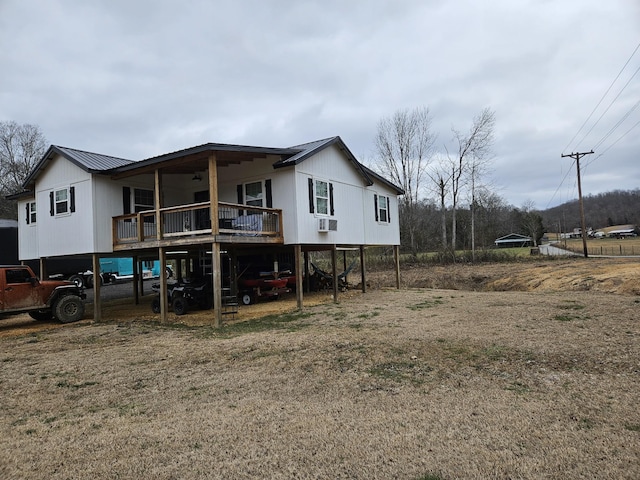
<box><xmin>112</xmin><ymin>201</ymin><xmax>284</xmax><ymax>251</ymax></box>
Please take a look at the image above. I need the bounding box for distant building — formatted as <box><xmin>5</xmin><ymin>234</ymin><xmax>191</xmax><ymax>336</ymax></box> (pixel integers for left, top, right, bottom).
<box><xmin>494</xmin><ymin>233</ymin><xmax>533</xmax><ymax>248</ymax></box>
<box><xmin>0</xmin><ymin>219</ymin><xmax>19</xmax><ymax>264</ymax></box>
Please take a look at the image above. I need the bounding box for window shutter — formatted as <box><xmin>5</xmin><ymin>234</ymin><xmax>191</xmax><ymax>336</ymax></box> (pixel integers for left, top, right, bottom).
<box><xmin>122</xmin><ymin>187</ymin><xmax>131</xmax><ymax>214</ymax></box>
<box><xmin>329</xmin><ymin>183</ymin><xmax>334</xmax><ymax>216</ymax></box>
<box><xmin>49</xmin><ymin>191</ymin><xmax>54</xmax><ymax>216</ymax></box>
<box><xmin>308</xmin><ymin>178</ymin><xmax>314</xmax><ymax>214</ymax></box>
<box><xmin>265</xmin><ymin>179</ymin><xmax>272</xmax><ymax>208</ymax></box>
<box><xmin>70</xmin><ymin>186</ymin><xmax>76</xmax><ymax>213</ymax></box>
<box><xmin>237</xmin><ymin>184</ymin><xmax>244</xmax><ymax>216</ymax></box>
<box><xmin>387</xmin><ymin>196</ymin><xmax>391</xmax><ymax>223</ymax></box>
<box><xmin>374</xmin><ymin>194</ymin><xmax>379</xmax><ymax>222</ymax></box>
<box><xmin>25</xmin><ymin>203</ymin><xmax>30</xmax><ymax>224</ymax></box>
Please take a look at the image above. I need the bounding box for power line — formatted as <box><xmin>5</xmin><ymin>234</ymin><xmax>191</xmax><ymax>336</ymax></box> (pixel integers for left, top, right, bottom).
<box><xmin>573</xmin><ymin>63</ymin><xmax>640</xmax><ymax>150</ymax></box>
<box><xmin>545</xmin><ymin>158</ymin><xmax>576</xmax><ymax>209</ymax></box>
<box><xmin>562</xmin><ymin>40</ymin><xmax>640</xmax><ymax>154</ymax></box>
<box><xmin>584</xmin><ymin>117</ymin><xmax>640</xmax><ymax>169</ymax></box>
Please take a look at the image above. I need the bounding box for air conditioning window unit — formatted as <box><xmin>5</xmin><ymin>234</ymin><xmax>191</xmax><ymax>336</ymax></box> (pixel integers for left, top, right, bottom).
<box><xmin>329</xmin><ymin>219</ymin><xmax>338</xmax><ymax>231</ymax></box>
<box><xmin>318</xmin><ymin>218</ymin><xmax>329</xmax><ymax>232</ymax></box>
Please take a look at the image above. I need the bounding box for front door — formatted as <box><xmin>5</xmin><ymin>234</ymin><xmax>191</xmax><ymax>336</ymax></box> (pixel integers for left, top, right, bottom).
<box><xmin>194</xmin><ymin>190</ymin><xmax>211</xmax><ymax>231</ymax></box>
<box><xmin>1</xmin><ymin>268</ymin><xmax>45</xmax><ymax>311</ymax></box>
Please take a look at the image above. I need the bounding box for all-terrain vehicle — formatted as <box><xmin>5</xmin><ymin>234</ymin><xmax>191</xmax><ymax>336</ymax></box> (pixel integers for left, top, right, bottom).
<box><xmin>0</xmin><ymin>265</ymin><xmax>86</xmax><ymax>323</ymax></box>
<box><xmin>151</xmin><ymin>275</ymin><xmax>213</xmax><ymax>315</ymax></box>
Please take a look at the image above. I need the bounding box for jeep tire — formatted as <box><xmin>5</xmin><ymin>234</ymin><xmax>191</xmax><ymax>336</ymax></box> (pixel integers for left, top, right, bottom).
<box><xmin>54</xmin><ymin>295</ymin><xmax>85</xmax><ymax>323</ymax></box>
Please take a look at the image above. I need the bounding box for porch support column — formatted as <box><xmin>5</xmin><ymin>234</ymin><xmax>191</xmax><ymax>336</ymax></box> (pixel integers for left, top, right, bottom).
<box><xmin>138</xmin><ymin>258</ymin><xmax>145</xmax><ymax>296</ymax></box>
<box><xmin>303</xmin><ymin>251</ymin><xmax>310</xmax><ymax>293</ymax></box>
<box><xmin>92</xmin><ymin>254</ymin><xmax>102</xmax><ymax>322</ymax></box>
<box><xmin>208</xmin><ymin>154</ymin><xmax>219</xmax><ymax>235</ymax></box>
<box><xmin>132</xmin><ymin>255</ymin><xmax>139</xmax><ymax>305</ymax></box>
<box><xmin>331</xmin><ymin>245</ymin><xmax>338</xmax><ymax>303</ymax></box>
<box><xmin>39</xmin><ymin>257</ymin><xmax>47</xmax><ymax>281</ymax></box>
<box><xmin>159</xmin><ymin>247</ymin><xmax>168</xmax><ymax>322</ymax></box>
<box><xmin>294</xmin><ymin>244</ymin><xmax>303</xmax><ymax>310</ymax></box>
<box><xmin>154</xmin><ymin>169</ymin><xmax>163</xmax><ymax>240</ymax></box>
<box><xmin>211</xmin><ymin>243</ymin><xmax>222</xmax><ymax>327</ymax></box>
<box><xmin>360</xmin><ymin>245</ymin><xmax>367</xmax><ymax>293</ymax></box>
<box><xmin>394</xmin><ymin>244</ymin><xmax>401</xmax><ymax>289</ymax></box>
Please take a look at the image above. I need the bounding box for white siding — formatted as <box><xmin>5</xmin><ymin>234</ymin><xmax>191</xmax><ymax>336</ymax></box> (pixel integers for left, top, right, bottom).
<box><xmin>16</xmin><ymin>198</ymin><xmax>38</xmax><ymax>260</ymax></box>
<box><xmin>288</xmin><ymin>144</ymin><xmax>401</xmax><ymax>246</ymax></box>
<box><xmin>34</xmin><ymin>156</ymin><xmax>94</xmax><ymax>257</ymax></box>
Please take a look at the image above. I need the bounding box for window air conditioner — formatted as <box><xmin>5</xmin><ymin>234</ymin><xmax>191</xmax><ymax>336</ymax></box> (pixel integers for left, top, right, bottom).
<box><xmin>317</xmin><ymin>218</ymin><xmax>329</xmax><ymax>232</ymax></box>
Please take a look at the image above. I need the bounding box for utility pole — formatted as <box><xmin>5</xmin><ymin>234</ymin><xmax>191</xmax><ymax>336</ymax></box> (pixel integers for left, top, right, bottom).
<box><xmin>561</xmin><ymin>150</ymin><xmax>594</xmax><ymax>258</ymax></box>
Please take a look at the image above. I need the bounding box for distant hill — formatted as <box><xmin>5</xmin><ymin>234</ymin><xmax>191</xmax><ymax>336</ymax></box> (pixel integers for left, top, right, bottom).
<box><xmin>541</xmin><ymin>189</ymin><xmax>640</xmax><ymax>232</ymax></box>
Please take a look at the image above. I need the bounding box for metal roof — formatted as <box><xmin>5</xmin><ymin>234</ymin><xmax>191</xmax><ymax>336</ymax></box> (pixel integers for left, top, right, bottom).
<box><xmin>22</xmin><ymin>145</ymin><xmax>134</xmax><ymax>189</ymax></box>
<box><xmin>54</xmin><ymin>146</ymin><xmax>134</xmax><ymax>171</ymax></box>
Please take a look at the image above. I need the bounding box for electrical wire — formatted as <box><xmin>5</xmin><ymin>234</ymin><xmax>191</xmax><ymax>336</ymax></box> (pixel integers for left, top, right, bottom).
<box><xmin>545</xmin><ymin>158</ymin><xmax>576</xmax><ymax>209</ymax></box>
<box><xmin>562</xmin><ymin>40</ymin><xmax>640</xmax><ymax>154</ymax></box>
<box><xmin>573</xmin><ymin>63</ymin><xmax>640</xmax><ymax>150</ymax></box>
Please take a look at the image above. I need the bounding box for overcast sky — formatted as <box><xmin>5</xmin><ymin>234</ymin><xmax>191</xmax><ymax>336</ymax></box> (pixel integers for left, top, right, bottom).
<box><xmin>1</xmin><ymin>0</ymin><xmax>638</xmax><ymax>209</ymax></box>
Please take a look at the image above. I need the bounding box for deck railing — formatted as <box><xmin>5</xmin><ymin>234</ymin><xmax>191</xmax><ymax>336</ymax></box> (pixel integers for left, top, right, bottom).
<box><xmin>113</xmin><ymin>201</ymin><xmax>283</xmax><ymax>246</ymax></box>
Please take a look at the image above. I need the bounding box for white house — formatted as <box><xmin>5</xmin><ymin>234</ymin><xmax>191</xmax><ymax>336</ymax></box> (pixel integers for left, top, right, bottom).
<box><xmin>12</xmin><ymin>136</ymin><xmax>403</xmax><ymax>324</ymax></box>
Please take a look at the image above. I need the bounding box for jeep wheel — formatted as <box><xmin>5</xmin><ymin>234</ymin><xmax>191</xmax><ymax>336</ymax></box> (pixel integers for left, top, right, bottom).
<box><xmin>172</xmin><ymin>296</ymin><xmax>188</xmax><ymax>315</ymax></box>
<box><xmin>68</xmin><ymin>274</ymin><xmax>84</xmax><ymax>288</ymax></box>
<box><xmin>54</xmin><ymin>295</ymin><xmax>85</xmax><ymax>323</ymax></box>
<box><xmin>29</xmin><ymin>310</ymin><xmax>53</xmax><ymax>321</ymax></box>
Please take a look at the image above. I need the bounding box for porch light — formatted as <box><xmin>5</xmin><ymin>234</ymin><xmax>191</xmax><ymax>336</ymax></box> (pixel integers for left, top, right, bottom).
<box><xmin>192</xmin><ymin>173</ymin><xmax>202</xmax><ymax>181</ymax></box>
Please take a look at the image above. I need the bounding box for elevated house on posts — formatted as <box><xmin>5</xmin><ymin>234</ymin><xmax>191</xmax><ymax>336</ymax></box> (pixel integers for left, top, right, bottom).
<box><xmin>10</xmin><ymin>136</ymin><xmax>404</xmax><ymax>324</ymax></box>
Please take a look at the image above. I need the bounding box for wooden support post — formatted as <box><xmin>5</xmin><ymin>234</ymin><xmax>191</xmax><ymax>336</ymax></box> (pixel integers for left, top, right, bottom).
<box><xmin>211</xmin><ymin>243</ymin><xmax>222</xmax><ymax>327</ymax></box>
<box><xmin>92</xmin><ymin>254</ymin><xmax>101</xmax><ymax>322</ymax></box>
<box><xmin>304</xmin><ymin>251</ymin><xmax>310</xmax><ymax>293</ymax></box>
<box><xmin>208</xmin><ymin>154</ymin><xmax>219</xmax><ymax>235</ymax></box>
<box><xmin>132</xmin><ymin>256</ymin><xmax>139</xmax><ymax>305</ymax></box>
<box><xmin>230</xmin><ymin>250</ymin><xmax>238</xmax><ymax>297</ymax></box>
<box><xmin>39</xmin><ymin>257</ymin><xmax>47</xmax><ymax>281</ymax></box>
<box><xmin>138</xmin><ymin>259</ymin><xmax>145</xmax><ymax>296</ymax></box>
<box><xmin>331</xmin><ymin>245</ymin><xmax>338</xmax><ymax>303</ymax></box>
<box><xmin>154</xmin><ymin>169</ymin><xmax>163</xmax><ymax>240</ymax></box>
<box><xmin>295</xmin><ymin>244</ymin><xmax>303</xmax><ymax>310</ymax></box>
<box><xmin>360</xmin><ymin>245</ymin><xmax>366</xmax><ymax>293</ymax></box>
<box><xmin>159</xmin><ymin>247</ymin><xmax>168</xmax><ymax>322</ymax></box>
<box><xmin>394</xmin><ymin>244</ymin><xmax>401</xmax><ymax>289</ymax></box>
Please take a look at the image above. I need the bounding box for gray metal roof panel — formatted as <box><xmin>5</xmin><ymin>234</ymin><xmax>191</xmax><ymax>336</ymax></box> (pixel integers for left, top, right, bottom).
<box><xmin>54</xmin><ymin>146</ymin><xmax>134</xmax><ymax>171</ymax></box>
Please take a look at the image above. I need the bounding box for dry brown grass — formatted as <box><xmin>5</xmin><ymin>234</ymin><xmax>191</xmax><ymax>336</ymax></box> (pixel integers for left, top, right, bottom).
<box><xmin>1</xmin><ymin>258</ymin><xmax>639</xmax><ymax>479</ymax></box>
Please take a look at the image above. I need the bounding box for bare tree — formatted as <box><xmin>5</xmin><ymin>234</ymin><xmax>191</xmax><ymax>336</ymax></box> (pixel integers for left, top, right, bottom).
<box><xmin>519</xmin><ymin>200</ymin><xmax>544</xmax><ymax>247</ymax></box>
<box><xmin>448</xmin><ymin>107</ymin><xmax>495</xmax><ymax>252</ymax></box>
<box><xmin>426</xmin><ymin>154</ymin><xmax>451</xmax><ymax>250</ymax></box>
<box><xmin>0</xmin><ymin>121</ymin><xmax>47</xmax><ymax>218</ymax></box>
<box><xmin>375</xmin><ymin>106</ymin><xmax>436</xmax><ymax>254</ymax></box>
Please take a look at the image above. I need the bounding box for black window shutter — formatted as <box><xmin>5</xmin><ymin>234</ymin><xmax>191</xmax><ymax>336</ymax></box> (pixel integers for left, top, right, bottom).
<box><xmin>237</xmin><ymin>184</ymin><xmax>244</xmax><ymax>216</ymax></box>
<box><xmin>122</xmin><ymin>187</ymin><xmax>131</xmax><ymax>214</ymax></box>
<box><xmin>329</xmin><ymin>183</ymin><xmax>334</xmax><ymax>216</ymax></box>
<box><xmin>308</xmin><ymin>178</ymin><xmax>314</xmax><ymax>214</ymax></box>
<box><xmin>25</xmin><ymin>203</ymin><xmax>30</xmax><ymax>224</ymax></box>
<box><xmin>387</xmin><ymin>196</ymin><xmax>391</xmax><ymax>223</ymax></box>
<box><xmin>70</xmin><ymin>186</ymin><xmax>76</xmax><ymax>213</ymax></box>
<box><xmin>49</xmin><ymin>191</ymin><xmax>54</xmax><ymax>216</ymax></box>
<box><xmin>265</xmin><ymin>179</ymin><xmax>272</xmax><ymax>208</ymax></box>
<box><xmin>374</xmin><ymin>194</ymin><xmax>378</xmax><ymax>221</ymax></box>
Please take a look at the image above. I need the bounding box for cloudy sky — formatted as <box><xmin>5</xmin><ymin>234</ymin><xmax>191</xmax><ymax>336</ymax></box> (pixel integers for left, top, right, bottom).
<box><xmin>1</xmin><ymin>0</ymin><xmax>638</xmax><ymax>209</ymax></box>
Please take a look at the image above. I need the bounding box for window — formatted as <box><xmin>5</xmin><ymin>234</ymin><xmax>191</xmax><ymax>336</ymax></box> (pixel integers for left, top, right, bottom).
<box><xmin>374</xmin><ymin>194</ymin><xmax>391</xmax><ymax>223</ymax></box>
<box><xmin>134</xmin><ymin>188</ymin><xmax>154</xmax><ymax>213</ymax></box>
<box><xmin>315</xmin><ymin>180</ymin><xmax>329</xmax><ymax>215</ymax></box>
<box><xmin>49</xmin><ymin>187</ymin><xmax>75</xmax><ymax>216</ymax></box>
<box><xmin>308</xmin><ymin>178</ymin><xmax>334</xmax><ymax>216</ymax></box>
<box><xmin>244</xmin><ymin>181</ymin><xmax>263</xmax><ymax>207</ymax></box>
<box><xmin>6</xmin><ymin>268</ymin><xmax>32</xmax><ymax>284</ymax></box>
<box><xmin>237</xmin><ymin>180</ymin><xmax>273</xmax><ymax>209</ymax></box>
<box><xmin>55</xmin><ymin>188</ymin><xmax>68</xmax><ymax>214</ymax></box>
<box><xmin>25</xmin><ymin>202</ymin><xmax>36</xmax><ymax>224</ymax></box>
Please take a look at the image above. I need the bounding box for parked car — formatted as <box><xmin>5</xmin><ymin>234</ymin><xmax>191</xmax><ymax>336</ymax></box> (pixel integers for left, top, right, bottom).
<box><xmin>0</xmin><ymin>265</ymin><xmax>86</xmax><ymax>323</ymax></box>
